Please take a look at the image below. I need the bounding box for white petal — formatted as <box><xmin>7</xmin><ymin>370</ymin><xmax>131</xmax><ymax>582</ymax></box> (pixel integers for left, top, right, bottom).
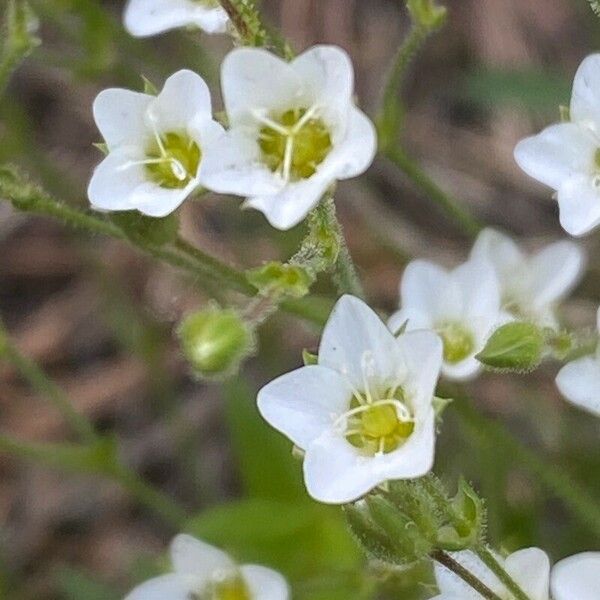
<box><xmin>291</xmin><ymin>45</ymin><xmax>354</xmax><ymax>118</ymax></box>
<box><xmin>221</xmin><ymin>48</ymin><xmax>303</xmax><ymax>123</ymax></box>
<box><xmin>245</xmin><ymin>175</ymin><xmax>331</xmax><ymax>230</ymax></box>
<box><xmin>88</xmin><ymin>147</ymin><xmax>147</xmax><ymax>212</ymax></box>
<box><xmin>570</xmin><ymin>54</ymin><xmax>600</xmax><ymax>129</ymax></box>
<box><xmin>400</xmin><ymin>260</ymin><xmax>459</xmax><ymax>321</ymax></box>
<box><xmin>452</xmin><ymin>258</ymin><xmax>501</xmax><ymax>320</ymax></box>
<box><xmin>124</xmin><ymin>574</ymin><xmax>201</xmax><ymax>600</ymax></box>
<box><xmin>514</xmin><ymin>123</ymin><xmax>596</xmax><ymax>191</ymax></box>
<box><xmin>441</xmin><ymin>355</ymin><xmax>482</xmax><ymax>382</ymax></box>
<box><xmin>434</xmin><ymin>551</ymin><xmax>504</xmax><ymax>599</ymax></box>
<box><xmin>93</xmin><ymin>88</ymin><xmax>152</xmax><ymax>149</ymax></box>
<box><xmin>396</xmin><ymin>330</ymin><xmax>443</xmax><ymax>410</ymax></box>
<box><xmin>319</xmin><ymin>295</ymin><xmax>405</xmax><ymax>390</ymax></box>
<box><xmin>551</xmin><ymin>552</ymin><xmax>600</xmax><ymax>600</ymax></box>
<box><xmin>200</xmin><ymin>129</ymin><xmax>284</xmax><ymax>197</ymax></box>
<box><xmin>257</xmin><ymin>365</ymin><xmax>352</xmax><ymax>450</ymax></box>
<box><xmin>388</xmin><ymin>307</ymin><xmax>434</xmax><ymax>335</ymax></box>
<box><xmin>470</xmin><ymin>228</ymin><xmax>524</xmax><ymax>281</ymax></box>
<box><xmin>170</xmin><ymin>534</ymin><xmax>233</xmax><ymax>579</ymax></box>
<box><xmin>557</xmin><ymin>174</ymin><xmax>600</xmax><ymax>237</ymax></box>
<box><xmin>124</xmin><ymin>0</ymin><xmax>228</xmax><ymax>37</ymax></box>
<box><xmin>528</xmin><ymin>241</ymin><xmax>585</xmax><ymax>309</ymax></box>
<box><xmin>303</xmin><ymin>413</ymin><xmax>435</xmax><ymax>504</ymax></box>
<box><xmin>505</xmin><ymin>548</ymin><xmax>550</xmax><ymax>600</ymax></box>
<box><xmin>326</xmin><ymin>106</ymin><xmax>377</xmax><ymax>180</ymax></box>
<box><xmin>148</xmin><ymin>69</ymin><xmax>213</xmax><ymax>132</ymax></box>
<box><xmin>556</xmin><ymin>356</ymin><xmax>600</xmax><ymax>416</ymax></box>
<box><xmin>242</xmin><ymin>565</ymin><xmax>290</xmax><ymax>600</ymax></box>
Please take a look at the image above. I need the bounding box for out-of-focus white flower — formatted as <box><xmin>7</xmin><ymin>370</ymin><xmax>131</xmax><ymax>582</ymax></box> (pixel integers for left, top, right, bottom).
<box><xmin>124</xmin><ymin>534</ymin><xmax>290</xmax><ymax>600</ymax></box>
<box><xmin>555</xmin><ymin>307</ymin><xmax>600</xmax><ymax>417</ymax></box>
<box><xmin>257</xmin><ymin>295</ymin><xmax>442</xmax><ymax>504</ymax></box>
<box><xmin>432</xmin><ymin>549</ymin><xmax>600</xmax><ymax>600</ymax></box>
<box><xmin>202</xmin><ymin>46</ymin><xmax>377</xmax><ymax>230</ymax></box>
<box><xmin>514</xmin><ymin>54</ymin><xmax>600</xmax><ymax>237</ymax></box>
<box><xmin>88</xmin><ymin>70</ymin><xmax>224</xmax><ymax>217</ymax></box>
<box><xmin>433</xmin><ymin>547</ymin><xmax>550</xmax><ymax>600</ymax></box>
<box><xmin>470</xmin><ymin>228</ymin><xmax>585</xmax><ymax>328</ymax></box>
<box><xmin>124</xmin><ymin>0</ymin><xmax>229</xmax><ymax>37</ymax></box>
<box><xmin>389</xmin><ymin>257</ymin><xmax>503</xmax><ymax>381</ymax></box>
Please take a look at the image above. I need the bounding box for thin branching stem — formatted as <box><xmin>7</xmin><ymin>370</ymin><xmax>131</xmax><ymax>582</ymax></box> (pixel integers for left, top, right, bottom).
<box><xmin>431</xmin><ymin>550</ymin><xmax>503</xmax><ymax>600</ymax></box>
<box><xmin>476</xmin><ymin>546</ymin><xmax>531</xmax><ymax>600</ymax></box>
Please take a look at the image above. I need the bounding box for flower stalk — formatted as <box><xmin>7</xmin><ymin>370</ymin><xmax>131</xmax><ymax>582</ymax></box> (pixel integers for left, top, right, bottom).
<box><xmin>475</xmin><ymin>545</ymin><xmax>531</xmax><ymax>600</ymax></box>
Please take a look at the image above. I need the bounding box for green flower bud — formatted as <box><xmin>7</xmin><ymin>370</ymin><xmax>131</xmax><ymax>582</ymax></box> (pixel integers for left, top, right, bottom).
<box><xmin>111</xmin><ymin>210</ymin><xmax>179</xmax><ymax>247</ymax></box>
<box><xmin>246</xmin><ymin>261</ymin><xmax>314</xmax><ymax>298</ymax></box>
<box><xmin>476</xmin><ymin>321</ymin><xmax>545</xmax><ymax>372</ymax></box>
<box><xmin>178</xmin><ymin>307</ymin><xmax>254</xmax><ymax>378</ymax></box>
<box><xmin>407</xmin><ymin>0</ymin><xmax>447</xmax><ymax>30</ymax></box>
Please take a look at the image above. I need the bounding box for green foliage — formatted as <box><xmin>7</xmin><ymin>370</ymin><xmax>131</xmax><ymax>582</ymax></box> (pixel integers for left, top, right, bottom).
<box><xmin>55</xmin><ymin>566</ymin><xmax>120</xmax><ymax>600</ymax></box>
<box><xmin>476</xmin><ymin>322</ymin><xmax>545</xmax><ymax>372</ymax></box>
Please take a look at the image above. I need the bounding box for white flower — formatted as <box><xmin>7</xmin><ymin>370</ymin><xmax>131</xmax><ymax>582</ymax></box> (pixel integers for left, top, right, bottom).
<box><xmin>201</xmin><ymin>46</ymin><xmax>377</xmax><ymax>230</ymax></box>
<box><xmin>514</xmin><ymin>54</ymin><xmax>600</xmax><ymax>237</ymax></box>
<box><xmin>124</xmin><ymin>0</ymin><xmax>229</xmax><ymax>37</ymax></box>
<box><xmin>470</xmin><ymin>228</ymin><xmax>585</xmax><ymax>328</ymax></box>
<box><xmin>432</xmin><ymin>548</ymin><xmax>600</xmax><ymax>600</ymax></box>
<box><xmin>388</xmin><ymin>257</ymin><xmax>503</xmax><ymax>381</ymax></box>
<box><xmin>88</xmin><ymin>69</ymin><xmax>224</xmax><ymax>217</ymax></box>
<box><xmin>124</xmin><ymin>534</ymin><xmax>290</xmax><ymax>600</ymax></box>
<box><xmin>555</xmin><ymin>307</ymin><xmax>600</xmax><ymax>417</ymax></box>
<box><xmin>257</xmin><ymin>295</ymin><xmax>443</xmax><ymax>504</ymax></box>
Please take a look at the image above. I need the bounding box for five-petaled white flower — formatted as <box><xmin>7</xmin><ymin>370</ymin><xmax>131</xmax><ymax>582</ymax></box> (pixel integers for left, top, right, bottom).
<box><xmin>388</xmin><ymin>257</ymin><xmax>503</xmax><ymax>381</ymax></box>
<box><xmin>555</xmin><ymin>307</ymin><xmax>600</xmax><ymax>417</ymax></box>
<box><xmin>514</xmin><ymin>54</ymin><xmax>600</xmax><ymax>237</ymax></box>
<box><xmin>88</xmin><ymin>69</ymin><xmax>224</xmax><ymax>217</ymax></box>
<box><xmin>257</xmin><ymin>295</ymin><xmax>443</xmax><ymax>504</ymax></box>
<box><xmin>470</xmin><ymin>228</ymin><xmax>584</xmax><ymax>328</ymax></box>
<box><xmin>202</xmin><ymin>45</ymin><xmax>377</xmax><ymax>230</ymax></box>
<box><xmin>432</xmin><ymin>548</ymin><xmax>600</xmax><ymax>600</ymax></box>
<box><xmin>124</xmin><ymin>0</ymin><xmax>229</xmax><ymax>37</ymax></box>
<box><xmin>124</xmin><ymin>534</ymin><xmax>289</xmax><ymax>600</ymax></box>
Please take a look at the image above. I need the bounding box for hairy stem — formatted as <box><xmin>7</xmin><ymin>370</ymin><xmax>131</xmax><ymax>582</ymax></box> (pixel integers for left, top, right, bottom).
<box><xmin>431</xmin><ymin>550</ymin><xmax>503</xmax><ymax>600</ymax></box>
<box><xmin>476</xmin><ymin>546</ymin><xmax>531</xmax><ymax>600</ymax></box>
<box><xmin>385</xmin><ymin>146</ymin><xmax>482</xmax><ymax>238</ymax></box>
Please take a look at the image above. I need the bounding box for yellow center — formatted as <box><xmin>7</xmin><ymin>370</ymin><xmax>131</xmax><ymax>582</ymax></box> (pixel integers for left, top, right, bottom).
<box><xmin>258</xmin><ymin>107</ymin><xmax>332</xmax><ymax>181</ymax></box>
<box><xmin>200</xmin><ymin>572</ymin><xmax>251</xmax><ymax>600</ymax></box>
<box><xmin>145</xmin><ymin>131</ymin><xmax>201</xmax><ymax>189</ymax></box>
<box><xmin>345</xmin><ymin>389</ymin><xmax>415</xmax><ymax>455</ymax></box>
<box><xmin>439</xmin><ymin>322</ymin><xmax>475</xmax><ymax>364</ymax></box>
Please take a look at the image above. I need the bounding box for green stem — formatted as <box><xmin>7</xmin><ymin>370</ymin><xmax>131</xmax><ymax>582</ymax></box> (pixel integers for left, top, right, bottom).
<box><xmin>385</xmin><ymin>146</ymin><xmax>482</xmax><ymax>238</ymax></box>
<box><xmin>320</xmin><ymin>196</ymin><xmax>365</xmax><ymax>299</ymax></box>
<box><xmin>218</xmin><ymin>0</ymin><xmax>269</xmax><ymax>47</ymax></box>
<box><xmin>431</xmin><ymin>550</ymin><xmax>503</xmax><ymax>600</ymax></box>
<box><xmin>454</xmin><ymin>396</ymin><xmax>600</xmax><ymax>539</ymax></box>
<box><xmin>476</xmin><ymin>546</ymin><xmax>530</xmax><ymax>600</ymax></box>
<box><xmin>0</xmin><ymin>320</ymin><xmax>98</xmax><ymax>444</ymax></box>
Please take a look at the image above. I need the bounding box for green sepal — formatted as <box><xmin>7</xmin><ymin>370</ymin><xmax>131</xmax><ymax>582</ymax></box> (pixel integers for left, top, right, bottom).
<box><xmin>93</xmin><ymin>142</ymin><xmax>109</xmax><ymax>156</ymax></box>
<box><xmin>476</xmin><ymin>321</ymin><xmax>545</xmax><ymax>372</ymax></box>
<box><xmin>246</xmin><ymin>261</ymin><xmax>315</xmax><ymax>298</ymax></box>
<box><xmin>302</xmin><ymin>349</ymin><xmax>318</xmax><ymax>366</ymax></box>
<box><xmin>406</xmin><ymin>0</ymin><xmax>448</xmax><ymax>30</ymax></box>
<box><xmin>141</xmin><ymin>75</ymin><xmax>158</xmax><ymax>95</ymax></box>
<box><xmin>559</xmin><ymin>104</ymin><xmax>570</xmax><ymax>122</ymax></box>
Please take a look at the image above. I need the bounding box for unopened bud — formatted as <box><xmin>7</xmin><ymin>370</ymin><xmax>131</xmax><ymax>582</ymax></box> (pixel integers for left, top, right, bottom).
<box><xmin>476</xmin><ymin>321</ymin><xmax>545</xmax><ymax>372</ymax></box>
<box><xmin>178</xmin><ymin>307</ymin><xmax>254</xmax><ymax>378</ymax></box>
<box><xmin>407</xmin><ymin>0</ymin><xmax>447</xmax><ymax>30</ymax></box>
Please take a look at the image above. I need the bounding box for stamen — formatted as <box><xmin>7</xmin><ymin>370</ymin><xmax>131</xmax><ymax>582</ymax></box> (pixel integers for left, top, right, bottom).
<box><xmin>293</xmin><ymin>104</ymin><xmax>321</xmax><ymax>133</ymax></box>
<box><xmin>252</xmin><ymin>109</ymin><xmax>289</xmax><ymax>136</ymax></box>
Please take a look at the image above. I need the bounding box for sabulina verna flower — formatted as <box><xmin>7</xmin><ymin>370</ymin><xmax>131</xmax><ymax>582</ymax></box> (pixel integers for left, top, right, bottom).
<box><xmin>124</xmin><ymin>534</ymin><xmax>290</xmax><ymax>600</ymax></box>
<box><xmin>202</xmin><ymin>45</ymin><xmax>378</xmax><ymax>230</ymax></box>
<box><xmin>88</xmin><ymin>70</ymin><xmax>224</xmax><ymax>217</ymax></box>
<box><xmin>470</xmin><ymin>228</ymin><xmax>584</xmax><ymax>328</ymax></box>
<box><xmin>432</xmin><ymin>548</ymin><xmax>600</xmax><ymax>600</ymax></box>
<box><xmin>124</xmin><ymin>0</ymin><xmax>229</xmax><ymax>37</ymax></box>
<box><xmin>555</xmin><ymin>307</ymin><xmax>600</xmax><ymax>417</ymax></box>
<box><xmin>514</xmin><ymin>54</ymin><xmax>600</xmax><ymax>236</ymax></box>
<box><xmin>257</xmin><ymin>295</ymin><xmax>443</xmax><ymax>504</ymax></box>
<box><xmin>388</xmin><ymin>257</ymin><xmax>504</xmax><ymax>381</ymax></box>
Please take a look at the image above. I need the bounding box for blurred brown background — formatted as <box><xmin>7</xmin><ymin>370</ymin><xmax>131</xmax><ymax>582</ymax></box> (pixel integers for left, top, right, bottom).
<box><xmin>1</xmin><ymin>0</ymin><xmax>600</xmax><ymax>597</ymax></box>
